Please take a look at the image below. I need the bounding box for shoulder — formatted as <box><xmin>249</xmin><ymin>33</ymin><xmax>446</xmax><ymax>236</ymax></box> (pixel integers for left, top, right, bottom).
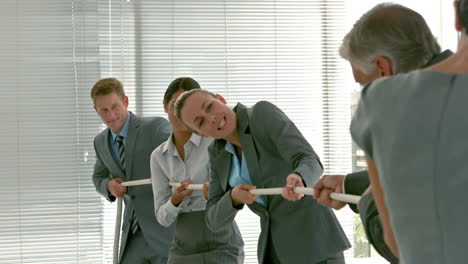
<box><xmin>358</xmin><ymin>70</ymin><xmax>457</xmax><ymax>124</ymax></box>
<box><xmin>140</xmin><ymin>115</ymin><xmax>170</xmax><ymax>126</ymax></box>
<box><xmin>154</xmin><ymin>138</ymin><xmax>170</xmax><ymax>153</ymax></box>
<box><xmin>250</xmin><ymin>100</ymin><xmax>280</xmax><ymax>115</ymax></box>
<box><xmin>94</xmin><ymin>128</ymin><xmax>108</xmax><ymax>144</ymax></box>
<box><xmin>360</xmin><ymin>75</ymin><xmax>399</xmax><ymax>104</ymax></box>
<box><xmin>362</xmin><ymin>70</ymin><xmax>451</xmax><ymax>102</ymax></box>
<box><xmin>137</xmin><ymin>115</ymin><xmax>171</xmax><ymax>134</ymax></box>
<box><xmin>242</xmin><ymin>101</ymin><xmax>285</xmax><ymax>124</ymax></box>
<box><xmin>151</xmin><ymin>139</ymin><xmax>169</xmax><ymax>159</ymax></box>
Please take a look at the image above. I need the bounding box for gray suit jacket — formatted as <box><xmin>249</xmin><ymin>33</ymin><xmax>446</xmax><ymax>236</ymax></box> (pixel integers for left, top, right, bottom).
<box><xmin>92</xmin><ymin>112</ymin><xmax>175</xmax><ymax>259</ymax></box>
<box><xmin>343</xmin><ymin>50</ymin><xmax>454</xmax><ymax>264</ymax></box>
<box><xmin>206</xmin><ymin>102</ymin><xmax>350</xmax><ymax>264</ymax></box>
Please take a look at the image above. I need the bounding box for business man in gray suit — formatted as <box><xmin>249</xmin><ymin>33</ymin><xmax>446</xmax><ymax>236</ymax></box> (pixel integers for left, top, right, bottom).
<box><xmin>91</xmin><ymin>77</ymin><xmax>175</xmax><ymax>264</ymax></box>
<box><xmin>312</xmin><ymin>4</ymin><xmax>454</xmax><ymax>264</ymax></box>
<box><xmin>174</xmin><ymin>89</ymin><xmax>350</xmax><ymax>264</ymax></box>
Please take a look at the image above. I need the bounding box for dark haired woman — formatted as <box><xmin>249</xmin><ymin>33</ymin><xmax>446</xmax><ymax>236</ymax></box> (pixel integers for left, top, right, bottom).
<box><xmin>150</xmin><ymin>77</ymin><xmax>244</xmax><ymax>264</ymax></box>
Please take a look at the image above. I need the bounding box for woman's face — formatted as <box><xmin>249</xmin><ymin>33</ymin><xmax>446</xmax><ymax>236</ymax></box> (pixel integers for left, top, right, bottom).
<box><xmin>165</xmin><ymin>89</ymin><xmax>188</xmax><ymax>132</ymax></box>
<box><xmin>179</xmin><ymin>92</ymin><xmax>236</xmax><ymax>139</ymax></box>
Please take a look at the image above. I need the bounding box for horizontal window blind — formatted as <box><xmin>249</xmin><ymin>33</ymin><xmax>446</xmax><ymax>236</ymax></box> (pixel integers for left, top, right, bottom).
<box><xmin>0</xmin><ymin>0</ymin><xmax>106</xmax><ymax>263</ymax></box>
<box><xmin>100</xmin><ymin>0</ymin><xmax>354</xmax><ymax>262</ymax></box>
<box><xmin>3</xmin><ymin>0</ymin><xmax>455</xmax><ymax>263</ymax></box>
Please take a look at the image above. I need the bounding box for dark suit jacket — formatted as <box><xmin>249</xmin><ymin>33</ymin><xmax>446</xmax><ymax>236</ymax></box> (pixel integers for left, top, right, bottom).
<box><xmin>206</xmin><ymin>101</ymin><xmax>350</xmax><ymax>264</ymax></box>
<box><xmin>92</xmin><ymin>112</ymin><xmax>175</xmax><ymax>259</ymax></box>
<box><xmin>344</xmin><ymin>170</ymin><xmax>370</xmax><ymax>213</ymax></box>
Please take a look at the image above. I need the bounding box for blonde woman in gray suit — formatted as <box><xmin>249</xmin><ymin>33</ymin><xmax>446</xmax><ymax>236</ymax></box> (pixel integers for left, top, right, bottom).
<box><xmin>174</xmin><ymin>89</ymin><xmax>350</xmax><ymax>264</ymax></box>
<box><xmin>150</xmin><ymin>77</ymin><xmax>244</xmax><ymax>264</ymax></box>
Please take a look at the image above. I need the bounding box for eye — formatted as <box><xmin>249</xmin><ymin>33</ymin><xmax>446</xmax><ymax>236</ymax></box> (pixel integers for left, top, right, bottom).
<box><xmin>198</xmin><ymin>118</ymin><xmax>205</xmax><ymax>128</ymax></box>
<box><xmin>206</xmin><ymin>103</ymin><xmax>212</xmax><ymax>112</ymax></box>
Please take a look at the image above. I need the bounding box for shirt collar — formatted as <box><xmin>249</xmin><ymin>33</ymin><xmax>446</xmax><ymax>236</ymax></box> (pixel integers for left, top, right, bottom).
<box><xmin>162</xmin><ymin>133</ymin><xmax>204</xmax><ymax>155</ymax></box>
<box><xmin>110</xmin><ymin>112</ymin><xmax>131</xmax><ymax>143</ymax></box>
<box><xmin>224</xmin><ymin>141</ymin><xmax>236</xmax><ymax>155</ymax></box>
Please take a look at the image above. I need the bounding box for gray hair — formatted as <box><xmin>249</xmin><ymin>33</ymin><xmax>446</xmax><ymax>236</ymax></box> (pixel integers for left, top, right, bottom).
<box><xmin>174</xmin><ymin>89</ymin><xmax>217</xmax><ymax>133</ymax></box>
<box><xmin>339</xmin><ymin>3</ymin><xmax>441</xmax><ymax>75</ymax></box>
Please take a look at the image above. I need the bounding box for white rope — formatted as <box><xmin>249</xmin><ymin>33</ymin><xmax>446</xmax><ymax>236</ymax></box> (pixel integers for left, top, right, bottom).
<box><xmin>169</xmin><ymin>182</ymin><xmax>204</xmax><ymax>190</ymax></box>
<box><xmin>121</xmin><ymin>178</ymin><xmax>152</xmax><ymax>186</ymax></box>
<box><xmin>113</xmin><ymin>197</ymin><xmax>123</xmax><ymax>264</ymax></box>
<box><xmin>113</xmin><ymin>178</ymin><xmax>150</xmax><ymax>264</ymax></box>
<box><xmin>119</xmin><ymin>179</ymin><xmax>361</xmax><ymax>204</ymax></box>
<box><xmin>169</xmin><ymin>182</ymin><xmax>361</xmax><ymax>204</ymax></box>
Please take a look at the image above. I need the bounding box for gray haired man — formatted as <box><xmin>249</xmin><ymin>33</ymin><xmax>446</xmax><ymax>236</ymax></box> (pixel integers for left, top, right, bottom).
<box><xmin>313</xmin><ymin>3</ymin><xmax>452</xmax><ymax>263</ymax></box>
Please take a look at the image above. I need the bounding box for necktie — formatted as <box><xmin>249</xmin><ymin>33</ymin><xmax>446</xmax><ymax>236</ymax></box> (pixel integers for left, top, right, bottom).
<box><xmin>116</xmin><ymin>135</ymin><xmax>139</xmax><ymax>234</ymax></box>
<box><xmin>116</xmin><ymin>135</ymin><xmax>126</xmax><ymax>169</ymax></box>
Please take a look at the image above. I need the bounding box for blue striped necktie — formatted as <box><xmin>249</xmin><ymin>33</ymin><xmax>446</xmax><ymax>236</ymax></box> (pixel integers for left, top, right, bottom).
<box><xmin>116</xmin><ymin>135</ymin><xmax>139</xmax><ymax>234</ymax></box>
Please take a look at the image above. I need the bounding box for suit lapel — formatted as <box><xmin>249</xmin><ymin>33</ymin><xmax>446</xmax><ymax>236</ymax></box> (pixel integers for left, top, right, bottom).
<box><xmin>211</xmin><ymin>140</ymin><xmax>232</xmax><ymax>191</ymax></box>
<box><xmin>125</xmin><ymin>113</ymin><xmax>140</xmax><ymax>181</ymax></box>
<box><xmin>236</xmin><ymin>104</ymin><xmax>263</xmax><ymax>187</ymax></box>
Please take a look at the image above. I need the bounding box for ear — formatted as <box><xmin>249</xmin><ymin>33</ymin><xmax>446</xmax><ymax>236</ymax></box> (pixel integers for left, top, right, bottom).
<box><xmin>123</xmin><ymin>96</ymin><xmax>129</xmax><ymax>107</ymax></box>
<box><xmin>215</xmin><ymin>94</ymin><xmax>227</xmax><ymax>104</ymax></box>
<box><xmin>93</xmin><ymin>105</ymin><xmax>98</xmax><ymax>113</ymax></box>
<box><xmin>455</xmin><ymin>0</ymin><xmax>464</xmax><ymax>31</ymax></box>
<box><xmin>375</xmin><ymin>56</ymin><xmax>393</xmax><ymax>77</ymax></box>
<box><xmin>163</xmin><ymin>100</ymin><xmax>169</xmax><ymax>113</ymax></box>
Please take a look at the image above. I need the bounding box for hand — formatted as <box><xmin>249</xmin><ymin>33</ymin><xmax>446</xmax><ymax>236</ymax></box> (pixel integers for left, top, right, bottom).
<box><xmin>312</xmin><ymin>174</ymin><xmax>346</xmax><ymax>209</ymax></box>
<box><xmin>282</xmin><ymin>173</ymin><xmax>305</xmax><ymax>201</ymax></box>
<box><xmin>108</xmin><ymin>178</ymin><xmax>127</xmax><ymax>197</ymax></box>
<box><xmin>231</xmin><ymin>184</ymin><xmax>259</xmax><ymax>207</ymax></box>
<box><xmin>171</xmin><ymin>179</ymin><xmax>193</xmax><ymax>207</ymax></box>
<box><xmin>203</xmin><ymin>182</ymin><xmax>210</xmax><ymax>199</ymax></box>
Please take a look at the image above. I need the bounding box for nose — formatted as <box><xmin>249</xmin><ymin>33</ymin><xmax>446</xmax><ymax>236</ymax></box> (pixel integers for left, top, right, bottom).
<box><xmin>106</xmin><ymin>110</ymin><xmax>116</xmax><ymax>120</ymax></box>
<box><xmin>209</xmin><ymin>114</ymin><xmax>217</xmax><ymax>124</ymax></box>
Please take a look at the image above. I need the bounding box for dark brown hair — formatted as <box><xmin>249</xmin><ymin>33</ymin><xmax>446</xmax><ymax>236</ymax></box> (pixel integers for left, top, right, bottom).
<box><xmin>164</xmin><ymin>77</ymin><xmax>200</xmax><ymax>104</ymax></box>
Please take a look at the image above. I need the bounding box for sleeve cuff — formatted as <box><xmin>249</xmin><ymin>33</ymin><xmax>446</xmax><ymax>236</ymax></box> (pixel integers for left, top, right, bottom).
<box><xmin>168</xmin><ymin>197</ymin><xmax>189</xmax><ymax>212</ymax></box>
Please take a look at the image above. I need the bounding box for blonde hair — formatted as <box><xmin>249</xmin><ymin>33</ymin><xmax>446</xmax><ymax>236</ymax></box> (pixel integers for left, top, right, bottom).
<box><xmin>90</xmin><ymin>78</ymin><xmax>126</xmax><ymax>104</ymax></box>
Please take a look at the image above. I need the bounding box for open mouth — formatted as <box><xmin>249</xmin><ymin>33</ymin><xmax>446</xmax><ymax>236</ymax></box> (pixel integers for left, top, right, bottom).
<box><xmin>218</xmin><ymin>117</ymin><xmax>225</xmax><ymax>130</ymax></box>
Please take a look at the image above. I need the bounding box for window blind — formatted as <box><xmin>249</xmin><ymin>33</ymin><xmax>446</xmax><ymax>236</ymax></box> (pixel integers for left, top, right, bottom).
<box><xmin>100</xmin><ymin>0</ymin><xmax>354</xmax><ymax>262</ymax></box>
<box><xmin>2</xmin><ymin>0</ymin><xmax>414</xmax><ymax>263</ymax></box>
<box><xmin>0</xmin><ymin>0</ymin><xmax>106</xmax><ymax>263</ymax></box>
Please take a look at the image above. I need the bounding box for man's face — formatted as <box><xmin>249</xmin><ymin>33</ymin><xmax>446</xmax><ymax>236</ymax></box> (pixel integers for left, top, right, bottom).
<box><xmin>351</xmin><ymin>63</ymin><xmax>381</xmax><ymax>85</ymax></box>
<box><xmin>94</xmin><ymin>92</ymin><xmax>129</xmax><ymax>134</ymax></box>
<box><xmin>180</xmin><ymin>92</ymin><xmax>236</xmax><ymax>139</ymax></box>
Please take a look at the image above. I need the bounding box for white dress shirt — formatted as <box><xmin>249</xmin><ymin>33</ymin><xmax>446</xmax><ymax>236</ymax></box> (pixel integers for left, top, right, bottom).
<box><xmin>150</xmin><ymin>133</ymin><xmax>214</xmax><ymax>227</ymax></box>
